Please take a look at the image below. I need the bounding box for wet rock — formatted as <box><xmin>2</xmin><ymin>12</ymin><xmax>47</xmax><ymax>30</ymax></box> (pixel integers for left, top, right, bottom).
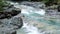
<box><xmin>0</xmin><ymin>5</ymin><xmax>21</xmax><ymax>19</ymax></box>
<box><xmin>10</xmin><ymin>17</ymin><xmax>23</xmax><ymax>29</ymax></box>
<box><xmin>58</xmin><ymin>5</ymin><xmax>60</xmax><ymax>12</ymax></box>
<box><xmin>0</xmin><ymin>10</ymin><xmax>21</xmax><ymax>19</ymax></box>
<box><xmin>3</xmin><ymin>5</ymin><xmax>15</xmax><ymax>12</ymax></box>
<box><xmin>0</xmin><ymin>4</ymin><xmax>23</xmax><ymax>34</ymax></box>
<box><xmin>0</xmin><ymin>15</ymin><xmax>23</xmax><ymax>34</ymax></box>
<box><xmin>11</xmin><ymin>31</ymin><xmax>16</xmax><ymax>34</ymax></box>
<box><xmin>8</xmin><ymin>5</ymin><xmax>14</xmax><ymax>9</ymax></box>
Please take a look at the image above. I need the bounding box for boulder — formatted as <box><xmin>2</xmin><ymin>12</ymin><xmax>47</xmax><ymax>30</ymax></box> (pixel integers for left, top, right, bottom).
<box><xmin>0</xmin><ymin>10</ymin><xmax>21</xmax><ymax>19</ymax></box>
<box><xmin>0</xmin><ymin>5</ymin><xmax>21</xmax><ymax>19</ymax></box>
<box><xmin>0</xmin><ymin>5</ymin><xmax>23</xmax><ymax>34</ymax></box>
<box><xmin>0</xmin><ymin>17</ymin><xmax>23</xmax><ymax>34</ymax></box>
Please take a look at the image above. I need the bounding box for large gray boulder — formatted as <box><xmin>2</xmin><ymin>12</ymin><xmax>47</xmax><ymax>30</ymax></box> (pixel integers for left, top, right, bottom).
<box><xmin>0</xmin><ymin>17</ymin><xmax>23</xmax><ymax>34</ymax></box>
<box><xmin>0</xmin><ymin>5</ymin><xmax>23</xmax><ymax>34</ymax></box>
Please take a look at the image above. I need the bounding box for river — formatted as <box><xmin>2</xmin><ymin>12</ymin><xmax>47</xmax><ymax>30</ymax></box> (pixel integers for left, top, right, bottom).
<box><xmin>7</xmin><ymin>1</ymin><xmax>60</xmax><ymax>34</ymax></box>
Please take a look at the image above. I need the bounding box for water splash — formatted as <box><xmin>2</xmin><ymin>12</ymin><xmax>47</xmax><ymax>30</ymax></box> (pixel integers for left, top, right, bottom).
<box><xmin>20</xmin><ymin>22</ymin><xmax>45</xmax><ymax>34</ymax></box>
<box><xmin>7</xmin><ymin>1</ymin><xmax>45</xmax><ymax>15</ymax></box>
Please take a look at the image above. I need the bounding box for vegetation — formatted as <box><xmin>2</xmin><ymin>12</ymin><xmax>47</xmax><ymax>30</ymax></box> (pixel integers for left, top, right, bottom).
<box><xmin>0</xmin><ymin>0</ymin><xmax>9</xmax><ymax>11</ymax></box>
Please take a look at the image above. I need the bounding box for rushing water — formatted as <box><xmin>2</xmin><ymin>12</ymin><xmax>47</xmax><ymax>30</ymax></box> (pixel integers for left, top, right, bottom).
<box><xmin>7</xmin><ymin>1</ymin><xmax>60</xmax><ymax>34</ymax></box>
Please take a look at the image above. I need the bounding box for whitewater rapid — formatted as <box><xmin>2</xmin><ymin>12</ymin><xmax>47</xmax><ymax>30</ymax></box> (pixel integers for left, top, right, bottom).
<box><xmin>7</xmin><ymin>1</ymin><xmax>46</xmax><ymax>34</ymax></box>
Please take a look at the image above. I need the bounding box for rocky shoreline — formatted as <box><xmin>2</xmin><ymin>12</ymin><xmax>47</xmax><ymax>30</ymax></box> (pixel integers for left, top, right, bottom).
<box><xmin>0</xmin><ymin>5</ymin><xmax>23</xmax><ymax>34</ymax></box>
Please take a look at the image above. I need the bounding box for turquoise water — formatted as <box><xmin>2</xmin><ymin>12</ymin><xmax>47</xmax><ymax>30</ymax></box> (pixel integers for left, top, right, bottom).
<box><xmin>24</xmin><ymin>13</ymin><xmax>60</xmax><ymax>26</ymax></box>
<box><xmin>18</xmin><ymin>13</ymin><xmax>60</xmax><ymax>34</ymax></box>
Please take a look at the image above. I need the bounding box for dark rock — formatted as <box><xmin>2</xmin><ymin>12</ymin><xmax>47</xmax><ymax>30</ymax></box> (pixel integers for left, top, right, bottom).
<box><xmin>0</xmin><ymin>21</ymin><xmax>3</xmax><ymax>25</ymax></box>
<box><xmin>45</xmin><ymin>2</ymin><xmax>53</xmax><ymax>7</ymax></box>
<box><xmin>0</xmin><ymin>2</ymin><xmax>23</xmax><ymax>34</ymax></box>
<box><xmin>8</xmin><ymin>5</ymin><xmax>14</xmax><ymax>9</ymax></box>
<box><xmin>58</xmin><ymin>5</ymin><xmax>60</xmax><ymax>12</ymax></box>
<box><xmin>0</xmin><ymin>10</ymin><xmax>21</xmax><ymax>19</ymax></box>
<box><xmin>3</xmin><ymin>5</ymin><xmax>14</xmax><ymax>10</ymax></box>
<box><xmin>10</xmin><ymin>17</ymin><xmax>23</xmax><ymax>29</ymax></box>
<box><xmin>0</xmin><ymin>12</ymin><xmax>23</xmax><ymax>34</ymax></box>
<box><xmin>11</xmin><ymin>31</ymin><xmax>16</xmax><ymax>34</ymax></box>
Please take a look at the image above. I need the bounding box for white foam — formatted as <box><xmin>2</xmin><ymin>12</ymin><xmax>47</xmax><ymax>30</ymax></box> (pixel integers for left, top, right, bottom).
<box><xmin>22</xmin><ymin>22</ymin><xmax>45</xmax><ymax>34</ymax></box>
